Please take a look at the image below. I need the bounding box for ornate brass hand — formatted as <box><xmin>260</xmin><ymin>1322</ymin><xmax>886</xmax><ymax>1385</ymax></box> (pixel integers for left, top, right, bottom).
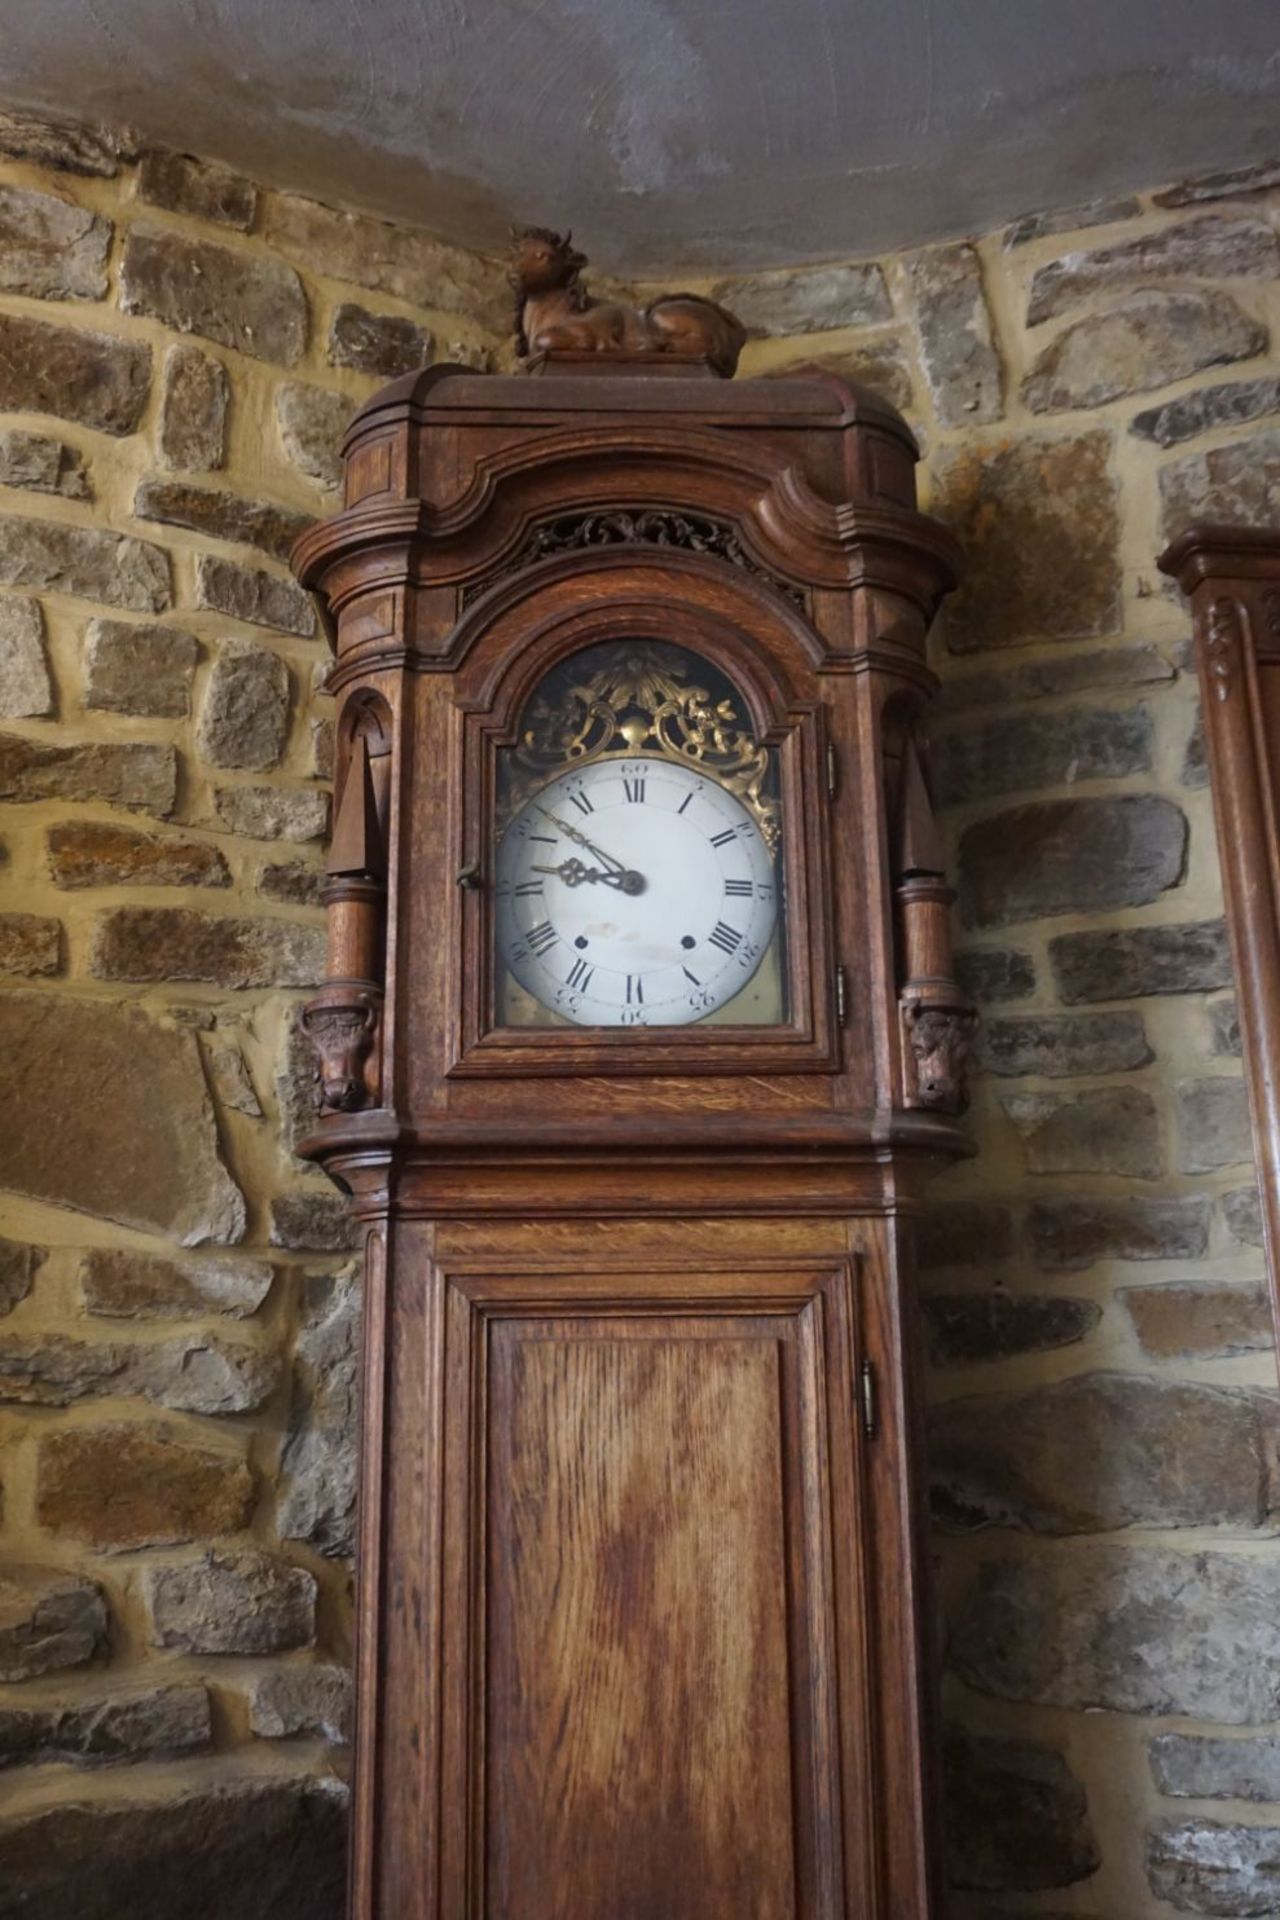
<box><xmin>532</xmin><ymin>858</ymin><xmax>644</xmax><ymax>893</ymax></box>
<box><xmin>536</xmin><ymin>807</ymin><xmax>645</xmax><ymax>894</ymax></box>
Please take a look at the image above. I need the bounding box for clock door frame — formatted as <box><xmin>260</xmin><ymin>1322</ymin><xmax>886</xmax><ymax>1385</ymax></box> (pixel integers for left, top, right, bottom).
<box><xmin>449</xmin><ymin>551</ymin><xmax>841</xmax><ymax>1078</ymax></box>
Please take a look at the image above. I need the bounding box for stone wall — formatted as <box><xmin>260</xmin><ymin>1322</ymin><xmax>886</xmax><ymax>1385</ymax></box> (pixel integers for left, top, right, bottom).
<box><xmin>0</xmin><ymin>116</ymin><xmax>506</xmax><ymax>1918</ymax></box>
<box><xmin>0</xmin><ymin>105</ymin><xmax>1279</xmax><ymax>1918</ymax></box>
<box><xmin>718</xmin><ymin>172</ymin><xmax>1280</xmax><ymax>1915</ymax></box>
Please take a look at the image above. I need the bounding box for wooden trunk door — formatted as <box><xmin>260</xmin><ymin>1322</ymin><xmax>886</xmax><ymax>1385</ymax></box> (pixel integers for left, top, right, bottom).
<box><xmin>437</xmin><ymin>1261</ymin><xmax>878</xmax><ymax>1918</ymax></box>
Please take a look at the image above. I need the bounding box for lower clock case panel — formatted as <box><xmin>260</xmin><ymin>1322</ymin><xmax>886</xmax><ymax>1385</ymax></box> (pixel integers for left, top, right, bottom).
<box><xmin>358</xmin><ymin>1222</ymin><xmax>928</xmax><ymax>1919</ymax></box>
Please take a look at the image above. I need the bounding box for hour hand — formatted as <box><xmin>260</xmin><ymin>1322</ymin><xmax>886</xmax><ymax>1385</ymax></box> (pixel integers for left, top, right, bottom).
<box><xmin>532</xmin><ymin>858</ymin><xmax>643</xmax><ymax>893</ymax></box>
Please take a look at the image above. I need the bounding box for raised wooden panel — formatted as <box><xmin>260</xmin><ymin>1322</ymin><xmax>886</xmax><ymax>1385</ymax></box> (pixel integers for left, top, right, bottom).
<box><xmin>437</xmin><ymin>1262</ymin><xmax>875</xmax><ymax>1919</ymax></box>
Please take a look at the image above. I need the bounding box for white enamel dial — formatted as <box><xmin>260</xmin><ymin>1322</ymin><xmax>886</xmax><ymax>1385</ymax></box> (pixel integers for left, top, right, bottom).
<box><xmin>495</xmin><ymin>755</ymin><xmax>778</xmax><ymax>1027</ymax></box>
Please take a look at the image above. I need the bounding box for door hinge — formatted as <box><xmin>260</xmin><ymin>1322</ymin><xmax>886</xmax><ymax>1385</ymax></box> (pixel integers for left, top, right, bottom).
<box><xmin>825</xmin><ymin>740</ymin><xmax>839</xmax><ymax>802</ymax></box>
<box><xmin>835</xmin><ymin>964</ymin><xmax>849</xmax><ymax>1026</ymax></box>
<box><xmin>860</xmin><ymin>1359</ymin><xmax>876</xmax><ymax>1440</ymax></box>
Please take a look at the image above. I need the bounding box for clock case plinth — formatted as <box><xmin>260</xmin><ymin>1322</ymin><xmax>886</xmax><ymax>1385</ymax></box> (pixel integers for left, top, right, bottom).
<box><xmin>293</xmin><ymin>360</ymin><xmax>970</xmax><ymax>1920</ymax></box>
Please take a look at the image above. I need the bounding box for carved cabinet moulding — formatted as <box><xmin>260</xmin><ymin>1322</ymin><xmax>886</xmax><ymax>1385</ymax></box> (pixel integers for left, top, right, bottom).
<box><xmin>290</xmin><ymin>253</ymin><xmax>972</xmax><ymax>1918</ymax></box>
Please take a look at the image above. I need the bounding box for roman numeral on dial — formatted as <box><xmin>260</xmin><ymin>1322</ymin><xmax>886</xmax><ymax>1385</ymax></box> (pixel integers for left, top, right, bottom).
<box><xmin>626</xmin><ymin>975</ymin><xmax>644</xmax><ymax>1004</ymax></box>
<box><xmin>708</xmin><ymin>921</ymin><xmax>743</xmax><ymax>955</ymax></box>
<box><xmin>623</xmin><ymin>776</ymin><xmax>646</xmax><ymax>803</ymax></box>
<box><xmin>723</xmin><ymin>878</ymin><xmax>753</xmax><ymax>897</ymax></box>
<box><xmin>515</xmin><ymin>880</ymin><xmax>544</xmax><ymax>898</ymax></box>
<box><xmin>526</xmin><ymin>921</ymin><xmax>557</xmax><ymax>955</ymax></box>
<box><xmin>709</xmin><ymin>827</ymin><xmax>739</xmax><ymax>848</ymax></box>
<box><xmin>567</xmin><ymin>958</ymin><xmax>594</xmax><ymax>991</ymax></box>
<box><xmin>568</xmin><ymin>790</ymin><xmax>593</xmax><ymax>815</ymax></box>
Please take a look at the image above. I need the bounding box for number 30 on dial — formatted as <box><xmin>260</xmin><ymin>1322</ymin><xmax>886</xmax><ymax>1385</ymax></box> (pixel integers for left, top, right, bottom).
<box><xmin>495</xmin><ymin>755</ymin><xmax>779</xmax><ymax>1028</ymax></box>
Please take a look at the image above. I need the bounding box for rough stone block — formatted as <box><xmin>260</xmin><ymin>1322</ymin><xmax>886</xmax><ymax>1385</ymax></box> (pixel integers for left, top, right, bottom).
<box><xmin>1178</xmin><ymin>1077</ymin><xmax>1254</xmax><ymax>1173</ymax></box>
<box><xmin>157</xmin><ymin>344</ymin><xmax>229</xmax><ymax>471</ymax></box>
<box><xmin>196</xmin><ymin>639</ymin><xmax>290</xmax><ymax>770</ymax></box>
<box><xmin>120</xmin><ymin>226</ymin><xmax>307</xmax><ymax>365</ymax></box>
<box><xmin>1050</xmin><ymin>918</ymin><xmax>1233</xmax><ymax>1004</ymax></box>
<box><xmin>0</xmin><ymin>597</ymin><xmax>52</xmax><ymax>718</ymax></box>
<box><xmin>83</xmin><ymin>618</ymin><xmax>197</xmax><ymax>718</ymax></box>
<box><xmin>1224</xmin><ymin>1186</ymin><xmax>1264</xmax><ymax>1249</ymax></box>
<box><xmin>931</xmin><ymin>432</ymin><xmax>1120</xmax><ymax>650</ymax></box>
<box><xmin>0</xmin><ymin>1682</ymin><xmax>210</xmax><ymax>1770</ymax></box>
<box><xmin>145</xmin><ymin>1549</ymin><xmax>316</xmax><ymax>1654</ymax></box>
<box><xmin>979</xmin><ymin>1010</ymin><xmax>1151</xmax><ymax>1077</ymax></box>
<box><xmin>0</xmin><ymin>1329</ymin><xmax>279</xmax><ymax>1414</ymax></box>
<box><xmin>1155</xmin><ymin>159</ymin><xmax>1280</xmax><ymax>207</ymax></box>
<box><xmin>258</xmin><ymin>857</ymin><xmax>325</xmax><ymax>907</ymax></box>
<box><xmin>922</xmin><ymin>1292</ymin><xmax>1099</xmax><ymax>1365</ymax></box>
<box><xmin>275</xmin><ymin>382</ymin><xmax>352</xmax><ymax>489</ymax></box>
<box><xmin>933</xmin><ymin>703</ymin><xmax>1152</xmax><ymax>805</ymax></box>
<box><xmin>0</xmin><ymin>1778</ymin><xmax>346</xmax><ymax>1920</ymax></box>
<box><xmin>0</xmin><ymin>1565</ymin><xmax>107</xmax><ymax>1682</ymax></box>
<box><xmin>1003</xmin><ymin>194</ymin><xmax>1142</xmax><ymax>246</ymax></box>
<box><xmin>767</xmin><ymin>332</ymin><xmax>915</xmax><ymax>410</ymax></box>
<box><xmin>1123</xmin><ymin>1281</ymin><xmax>1273</xmax><ymax>1361</ymax></box>
<box><xmin>0</xmin><ymin>513</ymin><xmax>170</xmax><ymax>611</ymax></box>
<box><xmin>944</xmin><ymin>1730</ymin><xmax>1099</xmax><ymax>1892</ymax></box>
<box><xmin>0</xmin><ymin>427</ymin><xmax>90</xmax><ymax>498</ymax></box>
<box><xmin>930</xmin><ymin>1372</ymin><xmax>1268</xmax><ymax>1533</ymax></box>
<box><xmin>138</xmin><ymin>148</ymin><xmax>257</xmax><ymax>230</ymax></box>
<box><xmin>277</xmin><ymin>1267</ymin><xmax>358</xmax><ymax>1557</ymax></box>
<box><xmin>0</xmin><ymin>991</ymin><xmax>244</xmax><ymax>1243</ymax></box>
<box><xmin>276</xmin><ymin>1005</ymin><xmax>320</xmax><ymax>1162</ymax></box>
<box><xmin>135</xmin><ymin>477</ymin><xmax>311</xmax><ymax>566</ymax></box>
<box><xmin>1002</xmin><ymin>1087</ymin><xmax>1162</xmax><ymax>1179</ymax></box>
<box><xmin>0</xmin><ymin>913</ymin><xmax>61</xmax><ymax>977</ymax></box>
<box><xmin>1151</xmin><ymin>1733</ymin><xmax>1280</xmax><ymax>1801</ymax></box>
<box><xmin>270</xmin><ymin>1189</ymin><xmax>360</xmax><ymax>1253</ymax></box>
<box><xmin>79</xmin><ymin>1248</ymin><xmax>271</xmax><ymax>1319</ymax></box>
<box><xmin>0</xmin><ymin>1237</ymin><xmax>42</xmax><ymax>1316</ymax></box>
<box><xmin>0</xmin><ymin>111</ymin><xmax>128</xmax><ymax>178</ymax></box>
<box><xmin>47</xmin><ymin>821</ymin><xmax>229</xmax><ymax>890</ymax></box>
<box><xmin>907</xmin><ymin>242</ymin><xmax>1003</xmax><ymax>425</ymax></box>
<box><xmin>37</xmin><ymin>1422</ymin><xmax>254</xmax><ymax>1549</ymax></box>
<box><xmin>0</xmin><ymin>733</ymin><xmax>175</xmax><ymax>813</ymax></box>
<box><xmin>90</xmin><ymin>905</ymin><xmax>324</xmax><ymax>989</ymax></box>
<box><xmin>248</xmin><ymin>1664</ymin><xmax>350</xmax><ymax>1742</ymax></box>
<box><xmin>708</xmin><ymin>261</ymin><xmax>892</xmax><ymax>337</ymax></box>
<box><xmin>0</xmin><ymin>312</ymin><xmax>150</xmax><ymax>435</ymax></box>
<box><xmin>916</xmin><ymin>1200</ymin><xmax>1017</xmax><ymax>1273</ymax></box>
<box><xmin>0</xmin><ymin>184</ymin><xmax>111</xmax><ymax>300</ymax></box>
<box><xmin>937</xmin><ymin>641</ymin><xmax>1175</xmax><ymax>715</ymax></box>
<box><xmin>1023</xmin><ymin>290</ymin><xmax>1266</xmax><ymax>413</ymax></box>
<box><xmin>1148</xmin><ymin>1821</ymin><xmax>1280</xmax><ymax>1915</ymax></box>
<box><xmin>328</xmin><ymin>301</ymin><xmax>432</xmax><ymax>378</ymax></box>
<box><xmin>1210</xmin><ymin>997</ymin><xmax>1243</xmax><ymax>1056</ymax></box>
<box><xmin>1030</xmin><ymin>1196</ymin><xmax>1209</xmax><ymax>1270</ymax></box>
<box><xmin>1182</xmin><ymin>708</ymin><xmax>1208</xmax><ymax>789</ymax></box>
<box><xmin>959</xmin><ymin>795</ymin><xmax>1186</xmax><ymax>928</ymax></box>
<box><xmin>950</xmin><ymin>1544</ymin><xmax>1280</xmax><ymax>1719</ymax></box>
<box><xmin>195</xmin><ymin>553</ymin><xmax>315</xmax><ymax>635</ymax></box>
<box><xmin>267</xmin><ymin>189</ymin><xmax>507</xmax><ymax>325</ymax></box>
<box><xmin>1160</xmin><ymin>426</ymin><xmax>1280</xmax><ymax>539</ymax></box>
<box><xmin>1131</xmin><ymin>375</ymin><xmax>1280</xmax><ymax>448</ymax></box>
<box><xmin>954</xmin><ymin>947</ymin><xmax>1035</xmax><ymax>1005</ymax></box>
<box><xmin>213</xmin><ymin>783</ymin><xmax>328</xmax><ymax>841</ymax></box>
<box><xmin>1027</xmin><ymin>214</ymin><xmax>1280</xmax><ymax>324</ymax></box>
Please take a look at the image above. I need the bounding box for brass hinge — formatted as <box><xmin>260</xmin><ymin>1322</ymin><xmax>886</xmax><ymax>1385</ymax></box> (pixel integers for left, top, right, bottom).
<box><xmin>860</xmin><ymin>1359</ymin><xmax>876</xmax><ymax>1440</ymax></box>
<box><xmin>835</xmin><ymin>964</ymin><xmax>848</xmax><ymax>1026</ymax></box>
<box><xmin>826</xmin><ymin>740</ymin><xmax>839</xmax><ymax>802</ymax></box>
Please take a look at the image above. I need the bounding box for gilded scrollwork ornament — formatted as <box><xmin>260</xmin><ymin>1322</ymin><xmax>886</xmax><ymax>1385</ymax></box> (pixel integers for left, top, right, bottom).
<box><xmin>504</xmin><ymin>640</ymin><xmax>781</xmax><ymax>851</ymax></box>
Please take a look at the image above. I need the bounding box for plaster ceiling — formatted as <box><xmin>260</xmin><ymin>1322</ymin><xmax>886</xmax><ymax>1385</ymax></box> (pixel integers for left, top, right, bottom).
<box><xmin>1</xmin><ymin>0</ymin><xmax>1277</xmax><ymax>273</ymax></box>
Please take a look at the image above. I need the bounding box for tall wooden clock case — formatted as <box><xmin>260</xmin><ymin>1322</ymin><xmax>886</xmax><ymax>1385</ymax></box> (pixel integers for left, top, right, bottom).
<box><xmin>293</xmin><ymin>343</ymin><xmax>970</xmax><ymax>1919</ymax></box>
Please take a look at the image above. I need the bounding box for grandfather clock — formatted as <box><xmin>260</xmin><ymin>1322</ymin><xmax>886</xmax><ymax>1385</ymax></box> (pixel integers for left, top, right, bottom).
<box><xmin>293</xmin><ymin>271</ymin><xmax>969</xmax><ymax>1918</ymax></box>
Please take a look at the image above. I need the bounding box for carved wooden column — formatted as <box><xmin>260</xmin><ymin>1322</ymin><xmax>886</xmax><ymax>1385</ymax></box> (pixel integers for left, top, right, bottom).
<box><xmin>1160</xmin><ymin>524</ymin><xmax>1280</xmax><ymax>1360</ymax></box>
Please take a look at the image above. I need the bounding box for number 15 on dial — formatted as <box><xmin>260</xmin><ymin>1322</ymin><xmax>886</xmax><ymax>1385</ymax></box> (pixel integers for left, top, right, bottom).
<box><xmin>494</xmin><ymin>755</ymin><xmax>785</xmax><ymax>1028</ymax></box>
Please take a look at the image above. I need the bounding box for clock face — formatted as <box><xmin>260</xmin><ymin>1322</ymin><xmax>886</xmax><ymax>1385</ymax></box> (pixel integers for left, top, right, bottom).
<box><xmin>495</xmin><ymin>755</ymin><xmax>779</xmax><ymax>1027</ymax></box>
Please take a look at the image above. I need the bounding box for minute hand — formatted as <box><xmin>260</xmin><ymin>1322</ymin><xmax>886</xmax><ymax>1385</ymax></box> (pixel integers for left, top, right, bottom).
<box><xmin>539</xmin><ymin>808</ymin><xmax>626</xmax><ymax>873</ymax></box>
